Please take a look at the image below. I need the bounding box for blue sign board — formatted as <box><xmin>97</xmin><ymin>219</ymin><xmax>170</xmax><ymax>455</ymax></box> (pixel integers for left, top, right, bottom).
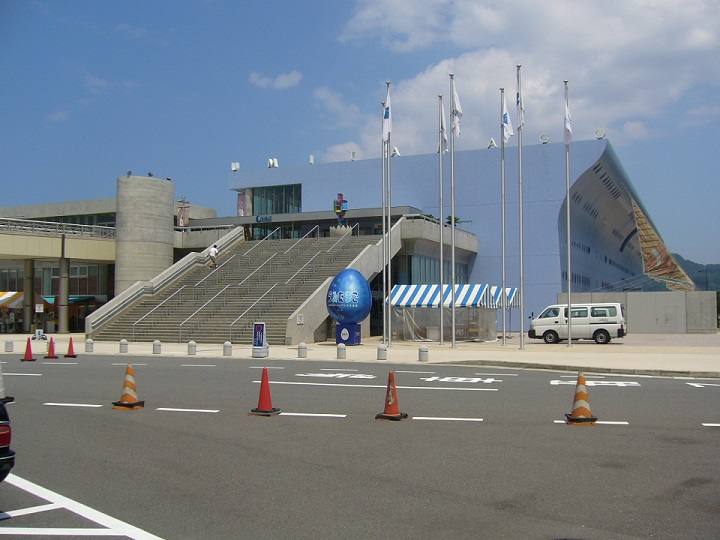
<box><xmin>253</xmin><ymin>322</ymin><xmax>266</xmax><ymax>347</ymax></box>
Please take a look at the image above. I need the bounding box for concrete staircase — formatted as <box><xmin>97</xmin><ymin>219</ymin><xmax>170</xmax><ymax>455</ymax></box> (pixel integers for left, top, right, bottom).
<box><xmin>92</xmin><ymin>234</ymin><xmax>381</xmax><ymax>345</ymax></box>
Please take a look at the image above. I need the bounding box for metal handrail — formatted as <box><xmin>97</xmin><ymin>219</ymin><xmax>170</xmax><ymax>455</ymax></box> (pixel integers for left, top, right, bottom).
<box><xmin>286</xmin><ymin>251</ymin><xmax>321</xmax><ymax>285</ymax></box>
<box><xmin>326</xmin><ymin>223</ymin><xmax>359</xmax><ymax>253</ymax></box>
<box><xmin>195</xmin><ymin>253</ymin><xmax>237</xmax><ymax>286</ymax></box>
<box><xmin>132</xmin><ymin>285</ymin><xmax>187</xmax><ymax>341</ymax></box>
<box><xmin>0</xmin><ymin>217</ymin><xmax>115</xmax><ymax>238</ymax></box>
<box><xmin>179</xmin><ymin>284</ymin><xmax>230</xmax><ymax>342</ymax></box>
<box><xmin>238</xmin><ymin>253</ymin><xmax>276</xmax><ymax>286</ymax></box>
<box><xmin>284</xmin><ymin>225</ymin><xmax>319</xmax><ymax>254</ymax></box>
<box><xmin>243</xmin><ymin>226</ymin><xmax>280</xmax><ymax>255</ymax></box>
<box><xmin>229</xmin><ymin>283</ymin><xmax>278</xmax><ymax>342</ymax></box>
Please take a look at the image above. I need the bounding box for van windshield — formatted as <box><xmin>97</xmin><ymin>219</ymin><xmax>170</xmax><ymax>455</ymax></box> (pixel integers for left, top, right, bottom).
<box><xmin>540</xmin><ymin>307</ymin><xmax>560</xmax><ymax>318</ymax></box>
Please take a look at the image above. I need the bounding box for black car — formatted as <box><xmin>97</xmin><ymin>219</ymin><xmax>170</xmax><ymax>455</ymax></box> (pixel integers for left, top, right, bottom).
<box><xmin>0</xmin><ymin>398</ymin><xmax>15</xmax><ymax>482</ymax></box>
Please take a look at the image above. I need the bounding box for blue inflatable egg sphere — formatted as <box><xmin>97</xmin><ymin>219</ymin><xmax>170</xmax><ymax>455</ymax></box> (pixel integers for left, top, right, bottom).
<box><xmin>326</xmin><ymin>269</ymin><xmax>372</xmax><ymax>324</ymax></box>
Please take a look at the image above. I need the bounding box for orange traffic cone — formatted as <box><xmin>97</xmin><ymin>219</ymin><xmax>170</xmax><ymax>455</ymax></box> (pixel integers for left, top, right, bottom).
<box><xmin>64</xmin><ymin>337</ymin><xmax>77</xmax><ymax>358</ymax></box>
<box><xmin>249</xmin><ymin>367</ymin><xmax>281</xmax><ymax>416</ymax></box>
<box><xmin>21</xmin><ymin>337</ymin><xmax>35</xmax><ymax>362</ymax></box>
<box><xmin>44</xmin><ymin>337</ymin><xmax>59</xmax><ymax>359</ymax></box>
<box><xmin>375</xmin><ymin>371</ymin><xmax>408</xmax><ymax>421</ymax></box>
<box><xmin>112</xmin><ymin>363</ymin><xmax>145</xmax><ymax>410</ymax></box>
<box><xmin>565</xmin><ymin>372</ymin><xmax>597</xmax><ymax>425</ymax></box>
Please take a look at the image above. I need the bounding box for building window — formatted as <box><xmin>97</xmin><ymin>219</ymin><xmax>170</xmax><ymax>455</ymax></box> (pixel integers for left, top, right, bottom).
<box><xmin>252</xmin><ymin>184</ymin><xmax>301</xmax><ymax>215</ymax></box>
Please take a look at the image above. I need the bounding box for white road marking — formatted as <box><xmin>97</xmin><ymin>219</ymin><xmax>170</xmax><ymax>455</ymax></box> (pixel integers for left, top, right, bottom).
<box><xmin>686</xmin><ymin>382</ymin><xmax>720</xmax><ymax>388</ymax></box>
<box><xmin>551</xmin><ymin>380</ymin><xmax>641</xmax><ymax>387</ymax></box>
<box><xmin>256</xmin><ymin>380</ymin><xmax>497</xmax><ymax>391</ymax></box>
<box><xmin>0</xmin><ymin>503</ymin><xmax>61</xmax><ymax>518</ymax></box>
<box><xmin>44</xmin><ymin>403</ymin><xmax>103</xmax><ymax>408</ymax></box>
<box><xmin>0</xmin><ymin>527</ymin><xmax>124</xmax><ymax>536</ymax></box>
<box><xmin>3</xmin><ymin>474</ymin><xmax>164</xmax><ymax>539</ymax></box>
<box><xmin>156</xmin><ymin>408</ymin><xmax>219</xmax><ymax>413</ymax></box>
<box><xmin>111</xmin><ymin>363</ymin><xmax>147</xmax><ymax>366</ymax></box>
<box><xmin>279</xmin><ymin>412</ymin><xmax>346</xmax><ymax>418</ymax></box>
<box><xmin>412</xmin><ymin>416</ymin><xmax>484</xmax><ymax>422</ymax></box>
<box><xmin>42</xmin><ymin>362</ymin><xmax>77</xmax><ymax>365</ymax></box>
<box><xmin>249</xmin><ymin>366</ymin><xmax>284</xmax><ymax>369</ymax></box>
<box><xmin>3</xmin><ymin>373</ymin><xmax>42</xmax><ymax>377</ymax></box>
<box><xmin>554</xmin><ymin>420</ymin><xmax>629</xmax><ymax>425</ymax></box>
<box><xmin>180</xmin><ymin>364</ymin><xmax>216</xmax><ymax>367</ymax></box>
<box><xmin>702</xmin><ymin>423</ymin><xmax>720</xmax><ymax>427</ymax></box>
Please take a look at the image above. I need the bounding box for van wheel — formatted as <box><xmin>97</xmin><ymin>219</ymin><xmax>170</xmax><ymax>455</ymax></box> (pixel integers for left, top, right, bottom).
<box><xmin>543</xmin><ymin>331</ymin><xmax>559</xmax><ymax>344</ymax></box>
<box><xmin>594</xmin><ymin>330</ymin><xmax>611</xmax><ymax>344</ymax></box>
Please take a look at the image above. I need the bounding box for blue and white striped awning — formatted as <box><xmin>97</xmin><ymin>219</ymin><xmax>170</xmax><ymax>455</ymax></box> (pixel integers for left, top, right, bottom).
<box><xmin>389</xmin><ymin>284</ymin><xmax>518</xmax><ymax>309</ymax></box>
<box><xmin>389</xmin><ymin>284</ymin><xmax>489</xmax><ymax>307</ymax></box>
<box><xmin>490</xmin><ymin>286</ymin><xmax>519</xmax><ymax>309</ymax></box>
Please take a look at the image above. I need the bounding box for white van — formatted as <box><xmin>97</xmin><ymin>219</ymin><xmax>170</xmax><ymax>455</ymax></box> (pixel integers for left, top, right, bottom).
<box><xmin>528</xmin><ymin>303</ymin><xmax>626</xmax><ymax>344</ymax></box>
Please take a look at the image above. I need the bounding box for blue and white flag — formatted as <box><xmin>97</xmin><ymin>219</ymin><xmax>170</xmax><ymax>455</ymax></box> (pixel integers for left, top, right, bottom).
<box><xmin>502</xmin><ymin>93</ymin><xmax>514</xmax><ymax>143</ymax></box>
<box><xmin>382</xmin><ymin>85</ymin><xmax>392</xmax><ymax>142</ymax></box>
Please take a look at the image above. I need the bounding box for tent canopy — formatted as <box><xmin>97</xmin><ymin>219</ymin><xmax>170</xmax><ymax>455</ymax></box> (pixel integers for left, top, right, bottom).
<box><xmin>0</xmin><ymin>292</ymin><xmax>51</xmax><ymax>309</ymax></box>
<box><xmin>43</xmin><ymin>296</ymin><xmax>95</xmax><ymax>305</ymax></box>
<box><xmin>389</xmin><ymin>284</ymin><xmax>518</xmax><ymax>309</ymax></box>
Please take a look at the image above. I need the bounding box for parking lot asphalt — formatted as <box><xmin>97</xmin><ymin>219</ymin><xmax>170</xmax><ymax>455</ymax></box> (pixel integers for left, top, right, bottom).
<box><xmin>3</xmin><ymin>331</ymin><xmax>719</xmax><ymax>378</ymax></box>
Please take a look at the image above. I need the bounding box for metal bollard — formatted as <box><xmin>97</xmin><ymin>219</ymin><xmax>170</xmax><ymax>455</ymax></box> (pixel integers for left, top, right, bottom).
<box><xmin>85</xmin><ymin>339</ymin><xmax>94</xmax><ymax>353</ymax></box>
<box><xmin>377</xmin><ymin>344</ymin><xmax>387</xmax><ymax>361</ymax></box>
<box><xmin>418</xmin><ymin>345</ymin><xmax>429</xmax><ymax>362</ymax></box>
<box><xmin>223</xmin><ymin>341</ymin><xmax>232</xmax><ymax>356</ymax></box>
<box><xmin>119</xmin><ymin>339</ymin><xmax>128</xmax><ymax>353</ymax></box>
<box><xmin>337</xmin><ymin>343</ymin><xmax>346</xmax><ymax>360</ymax></box>
<box><xmin>298</xmin><ymin>342</ymin><xmax>307</xmax><ymax>358</ymax></box>
<box><xmin>188</xmin><ymin>341</ymin><xmax>197</xmax><ymax>355</ymax></box>
<box><xmin>153</xmin><ymin>340</ymin><xmax>162</xmax><ymax>354</ymax></box>
<box><xmin>4</xmin><ymin>341</ymin><xmax>13</xmax><ymax>353</ymax></box>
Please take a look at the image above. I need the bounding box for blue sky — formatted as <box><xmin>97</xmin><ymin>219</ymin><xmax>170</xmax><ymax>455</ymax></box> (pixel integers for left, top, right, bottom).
<box><xmin>1</xmin><ymin>1</ymin><xmax>719</xmax><ymax>264</ymax></box>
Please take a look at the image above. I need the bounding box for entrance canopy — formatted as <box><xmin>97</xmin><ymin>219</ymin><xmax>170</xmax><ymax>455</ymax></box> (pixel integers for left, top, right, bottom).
<box><xmin>43</xmin><ymin>296</ymin><xmax>95</xmax><ymax>305</ymax></box>
<box><xmin>0</xmin><ymin>292</ymin><xmax>51</xmax><ymax>309</ymax></box>
<box><xmin>390</xmin><ymin>284</ymin><xmax>518</xmax><ymax>309</ymax></box>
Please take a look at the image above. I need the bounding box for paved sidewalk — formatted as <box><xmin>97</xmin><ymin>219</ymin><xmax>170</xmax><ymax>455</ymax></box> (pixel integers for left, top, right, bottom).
<box><xmin>3</xmin><ymin>332</ymin><xmax>719</xmax><ymax>378</ymax></box>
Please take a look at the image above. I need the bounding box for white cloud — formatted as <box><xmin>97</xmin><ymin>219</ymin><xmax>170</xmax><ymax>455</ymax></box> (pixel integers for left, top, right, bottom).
<box><xmin>85</xmin><ymin>74</ymin><xmax>111</xmax><ymax>95</ymax></box>
<box><xmin>313</xmin><ymin>87</ymin><xmax>364</xmax><ymax>128</ymax></box>
<box><xmin>47</xmin><ymin>109</ymin><xmax>70</xmax><ymax>122</ymax></box>
<box><xmin>328</xmin><ymin>0</ymin><xmax>720</xmax><ymax>158</ymax></box>
<box><xmin>116</xmin><ymin>23</ymin><xmax>149</xmax><ymax>40</ymax></box>
<box><xmin>250</xmin><ymin>70</ymin><xmax>303</xmax><ymax>90</ymax></box>
<box><xmin>317</xmin><ymin>140</ymin><xmax>364</xmax><ymax>163</ymax></box>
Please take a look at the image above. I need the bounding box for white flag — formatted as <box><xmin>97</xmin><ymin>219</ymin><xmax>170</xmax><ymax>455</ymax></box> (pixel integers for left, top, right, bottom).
<box><xmin>563</xmin><ymin>101</ymin><xmax>572</xmax><ymax>145</ymax></box>
<box><xmin>502</xmin><ymin>93</ymin><xmax>514</xmax><ymax>143</ymax></box>
<box><xmin>382</xmin><ymin>86</ymin><xmax>392</xmax><ymax>142</ymax></box>
<box><xmin>451</xmin><ymin>77</ymin><xmax>463</xmax><ymax>137</ymax></box>
<box><xmin>440</xmin><ymin>99</ymin><xmax>448</xmax><ymax>153</ymax></box>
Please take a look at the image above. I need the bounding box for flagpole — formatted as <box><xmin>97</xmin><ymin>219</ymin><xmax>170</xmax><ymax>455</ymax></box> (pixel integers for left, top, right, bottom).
<box><xmin>385</xmin><ymin>81</ymin><xmax>393</xmax><ymax>348</ymax></box>
<box><xmin>500</xmin><ymin>88</ymin><xmax>507</xmax><ymax>346</ymax></box>
<box><xmin>449</xmin><ymin>74</ymin><xmax>458</xmax><ymax>348</ymax></box>
<box><xmin>564</xmin><ymin>80</ymin><xmax>572</xmax><ymax>347</ymax></box>
<box><xmin>517</xmin><ymin>65</ymin><xmax>525</xmax><ymax>350</ymax></box>
<box><xmin>438</xmin><ymin>95</ymin><xmax>445</xmax><ymax>345</ymax></box>
<box><xmin>381</xmin><ymin>100</ymin><xmax>387</xmax><ymax>346</ymax></box>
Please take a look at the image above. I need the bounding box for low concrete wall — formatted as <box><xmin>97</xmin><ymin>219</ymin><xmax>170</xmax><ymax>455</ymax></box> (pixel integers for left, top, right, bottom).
<box><xmin>558</xmin><ymin>291</ymin><xmax>717</xmax><ymax>334</ymax></box>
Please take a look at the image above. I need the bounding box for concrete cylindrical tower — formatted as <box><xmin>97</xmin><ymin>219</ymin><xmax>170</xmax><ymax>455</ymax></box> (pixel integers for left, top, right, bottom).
<box><xmin>115</xmin><ymin>175</ymin><xmax>174</xmax><ymax>294</ymax></box>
